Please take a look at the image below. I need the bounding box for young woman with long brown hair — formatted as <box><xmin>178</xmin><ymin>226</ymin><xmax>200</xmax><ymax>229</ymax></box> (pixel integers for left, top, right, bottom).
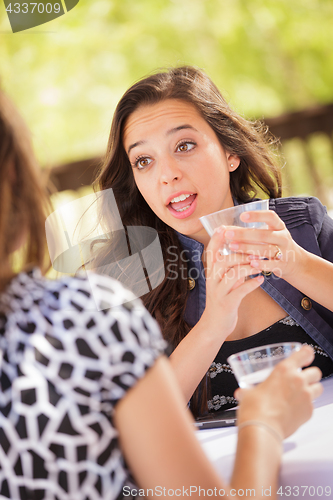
<box><xmin>95</xmin><ymin>66</ymin><xmax>333</xmax><ymax>416</ymax></box>
<box><xmin>1</xmin><ymin>86</ymin><xmax>325</xmax><ymax>500</ymax></box>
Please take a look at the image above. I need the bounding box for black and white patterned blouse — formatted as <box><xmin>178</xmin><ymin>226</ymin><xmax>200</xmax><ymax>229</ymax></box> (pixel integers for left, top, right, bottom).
<box><xmin>0</xmin><ymin>269</ymin><xmax>166</xmax><ymax>500</ymax></box>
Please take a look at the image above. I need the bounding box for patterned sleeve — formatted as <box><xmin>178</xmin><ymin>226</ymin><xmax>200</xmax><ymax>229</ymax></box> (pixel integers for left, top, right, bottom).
<box><xmin>0</xmin><ymin>270</ymin><xmax>167</xmax><ymax>499</ymax></box>
<box><xmin>55</xmin><ymin>272</ymin><xmax>167</xmax><ymax>412</ymax></box>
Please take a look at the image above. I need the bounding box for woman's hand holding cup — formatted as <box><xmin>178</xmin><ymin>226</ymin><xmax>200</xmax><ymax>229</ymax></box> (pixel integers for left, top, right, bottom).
<box><xmin>201</xmin><ymin>225</ymin><xmax>264</xmax><ymax>338</ymax></box>
<box><xmin>235</xmin><ymin>345</ymin><xmax>323</xmax><ymax>441</ymax></box>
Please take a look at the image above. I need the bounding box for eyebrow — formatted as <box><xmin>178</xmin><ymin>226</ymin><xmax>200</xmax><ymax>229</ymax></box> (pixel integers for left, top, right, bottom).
<box><xmin>127</xmin><ymin>140</ymin><xmax>145</xmax><ymax>155</ymax></box>
<box><xmin>167</xmin><ymin>124</ymin><xmax>197</xmax><ymax>135</ymax></box>
<box><xmin>127</xmin><ymin>124</ymin><xmax>197</xmax><ymax>154</ymax></box>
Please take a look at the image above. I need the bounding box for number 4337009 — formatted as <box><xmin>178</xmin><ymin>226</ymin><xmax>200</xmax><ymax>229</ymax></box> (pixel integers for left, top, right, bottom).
<box><xmin>6</xmin><ymin>3</ymin><xmax>62</xmax><ymax>14</ymax></box>
<box><xmin>277</xmin><ymin>485</ymin><xmax>331</xmax><ymax>496</ymax></box>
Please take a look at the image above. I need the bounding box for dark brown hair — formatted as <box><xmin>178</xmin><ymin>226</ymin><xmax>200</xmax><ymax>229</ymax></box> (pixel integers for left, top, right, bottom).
<box><xmin>0</xmin><ymin>89</ymin><xmax>50</xmax><ymax>294</ymax></box>
<box><xmin>95</xmin><ymin>66</ymin><xmax>282</xmax><ymax>415</ymax></box>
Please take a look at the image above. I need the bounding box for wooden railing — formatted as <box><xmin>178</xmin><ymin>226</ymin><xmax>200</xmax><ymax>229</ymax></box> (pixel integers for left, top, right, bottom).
<box><xmin>265</xmin><ymin>103</ymin><xmax>333</xmax><ymax>205</ymax></box>
<box><xmin>48</xmin><ymin>103</ymin><xmax>333</xmax><ymax>205</ymax></box>
<box><xmin>48</xmin><ymin>156</ymin><xmax>102</xmax><ymax>193</ymax></box>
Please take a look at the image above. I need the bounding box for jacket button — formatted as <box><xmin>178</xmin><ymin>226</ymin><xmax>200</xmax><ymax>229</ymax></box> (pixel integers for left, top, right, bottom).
<box><xmin>262</xmin><ymin>271</ymin><xmax>272</xmax><ymax>277</ymax></box>
<box><xmin>301</xmin><ymin>297</ymin><xmax>312</xmax><ymax>311</ymax></box>
<box><xmin>187</xmin><ymin>277</ymin><xmax>196</xmax><ymax>290</ymax></box>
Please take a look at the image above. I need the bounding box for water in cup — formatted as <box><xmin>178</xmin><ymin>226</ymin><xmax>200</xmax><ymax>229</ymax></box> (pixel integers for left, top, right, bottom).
<box><xmin>227</xmin><ymin>342</ymin><xmax>302</xmax><ymax>388</ymax></box>
<box><xmin>237</xmin><ymin>367</ymin><xmax>274</xmax><ymax>388</ymax></box>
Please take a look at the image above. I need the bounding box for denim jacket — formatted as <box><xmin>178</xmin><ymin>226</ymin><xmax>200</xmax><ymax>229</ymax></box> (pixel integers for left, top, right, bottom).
<box><xmin>177</xmin><ymin>197</ymin><xmax>333</xmax><ymax>360</ymax></box>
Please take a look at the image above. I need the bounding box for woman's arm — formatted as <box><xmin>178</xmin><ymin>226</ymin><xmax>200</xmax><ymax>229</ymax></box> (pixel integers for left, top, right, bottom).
<box><xmin>168</xmin><ymin>206</ymin><xmax>333</xmax><ymax>403</ymax></box>
<box><xmin>232</xmin><ymin>346</ymin><xmax>322</xmax><ymax>493</ymax></box>
<box><xmin>281</xmin><ymin>249</ymin><xmax>333</xmax><ymax>312</ymax></box>
<box><xmin>114</xmin><ymin>348</ymin><xmax>322</xmax><ymax>500</ymax></box>
<box><xmin>225</xmin><ymin>209</ymin><xmax>333</xmax><ymax>312</ymax></box>
<box><xmin>169</xmin><ymin>228</ymin><xmax>264</xmax><ymax>403</ymax></box>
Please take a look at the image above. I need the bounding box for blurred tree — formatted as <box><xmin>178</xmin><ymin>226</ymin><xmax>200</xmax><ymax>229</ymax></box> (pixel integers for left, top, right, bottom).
<box><xmin>0</xmin><ymin>0</ymin><xmax>333</xmax><ymax>200</ymax></box>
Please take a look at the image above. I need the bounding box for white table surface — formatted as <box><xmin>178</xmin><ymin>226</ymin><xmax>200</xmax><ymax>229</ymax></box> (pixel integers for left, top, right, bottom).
<box><xmin>196</xmin><ymin>376</ymin><xmax>333</xmax><ymax>499</ymax></box>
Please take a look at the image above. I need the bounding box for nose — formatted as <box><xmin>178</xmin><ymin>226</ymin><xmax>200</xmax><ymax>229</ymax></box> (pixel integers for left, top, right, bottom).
<box><xmin>159</xmin><ymin>156</ymin><xmax>182</xmax><ymax>185</ymax></box>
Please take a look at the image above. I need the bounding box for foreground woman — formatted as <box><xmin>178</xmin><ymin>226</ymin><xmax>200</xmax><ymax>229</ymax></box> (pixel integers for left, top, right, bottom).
<box><xmin>0</xmin><ymin>88</ymin><xmax>322</xmax><ymax>500</ymax></box>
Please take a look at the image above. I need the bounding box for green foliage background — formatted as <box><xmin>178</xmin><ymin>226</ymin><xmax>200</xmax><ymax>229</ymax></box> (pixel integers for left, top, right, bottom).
<box><xmin>1</xmin><ymin>0</ymin><xmax>333</xmax><ymax>203</ymax></box>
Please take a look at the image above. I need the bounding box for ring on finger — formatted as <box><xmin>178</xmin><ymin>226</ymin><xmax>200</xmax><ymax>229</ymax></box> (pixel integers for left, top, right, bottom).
<box><xmin>274</xmin><ymin>245</ymin><xmax>283</xmax><ymax>260</ymax></box>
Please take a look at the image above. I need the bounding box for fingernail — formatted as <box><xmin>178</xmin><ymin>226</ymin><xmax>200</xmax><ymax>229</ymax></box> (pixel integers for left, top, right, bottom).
<box><xmin>229</xmin><ymin>242</ymin><xmax>239</xmax><ymax>250</ymax></box>
<box><xmin>225</xmin><ymin>230</ymin><xmax>234</xmax><ymax>238</ymax></box>
<box><xmin>250</xmin><ymin>260</ymin><xmax>260</xmax><ymax>268</ymax></box>
<box><xmin>242</xmin><ymin>212</ymin><xmax>250</xmax><ymax>221</ymax></box>
<box><xmin>214</xmin><ymin>225</ymin><xmax>225</xmax><ymax>234</ymax></box>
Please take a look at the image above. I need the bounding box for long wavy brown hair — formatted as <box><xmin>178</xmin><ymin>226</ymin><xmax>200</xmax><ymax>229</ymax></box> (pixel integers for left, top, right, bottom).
<box><xmin>0</xmin><ymin>89</ymin><xmax>49</xmax><ymax>294</ymax></box>
<box><xmin>95</xmin><ymin>66</ymin><xmax>282</xmax><ymax>415</ymax></box>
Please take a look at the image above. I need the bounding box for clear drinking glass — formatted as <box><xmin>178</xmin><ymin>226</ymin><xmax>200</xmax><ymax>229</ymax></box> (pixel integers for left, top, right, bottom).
<box><xmin>199</xmin><ymin>199</ymin><xmax>269</xmax><ymax>255</ymax></box>
<box><xmin>227</xmin><ymin>342</ymin><xmax>302</xmax><ymax>388</ymax></box>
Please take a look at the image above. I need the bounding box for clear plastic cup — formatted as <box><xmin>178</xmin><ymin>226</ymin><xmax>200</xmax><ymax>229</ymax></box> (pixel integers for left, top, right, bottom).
<box><xmin>227</xmin><ymin>342</ymin><xmax>302</xmax><ymax>388</ymax></box>
<box><xmin>199</xmin><ymin>199</ymin><xmax>269</xmax><ymax>255</ymax></box>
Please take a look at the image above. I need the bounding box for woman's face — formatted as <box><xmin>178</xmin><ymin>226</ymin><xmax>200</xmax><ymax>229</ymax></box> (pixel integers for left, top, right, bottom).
<box><xmin>123</xmin><ymin>99</ymin><xmax>240</xmax><ymax>245</ymax></box>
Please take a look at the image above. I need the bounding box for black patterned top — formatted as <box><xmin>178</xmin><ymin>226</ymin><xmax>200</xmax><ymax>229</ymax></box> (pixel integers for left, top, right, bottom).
<box><xmin>0</xmin><ymin>269</ymin><xmax>166</xmax><ymax>500</ymax></box>
<box><xmin>207</xmin><ymin>316</ymin><xmax>333</xmax><ymax>412</ymax></box>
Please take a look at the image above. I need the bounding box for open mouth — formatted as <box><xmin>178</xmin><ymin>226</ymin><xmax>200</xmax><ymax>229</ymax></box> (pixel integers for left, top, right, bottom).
<box><xmin>167</xmin><ymin>193</ymin><xmax>197</xmax><ymax>218</ymax></box>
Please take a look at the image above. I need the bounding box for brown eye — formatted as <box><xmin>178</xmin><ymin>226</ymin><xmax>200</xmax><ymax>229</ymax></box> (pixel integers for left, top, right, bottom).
<box><xmin>134</xmin><ymin>156</ymin><xmax>152</xmax><ymax>170</ymax></box>
<box><xmin>176</xmin><ymin>141</ymin><xmax>195</xmax><ymax>153</ymax></box>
